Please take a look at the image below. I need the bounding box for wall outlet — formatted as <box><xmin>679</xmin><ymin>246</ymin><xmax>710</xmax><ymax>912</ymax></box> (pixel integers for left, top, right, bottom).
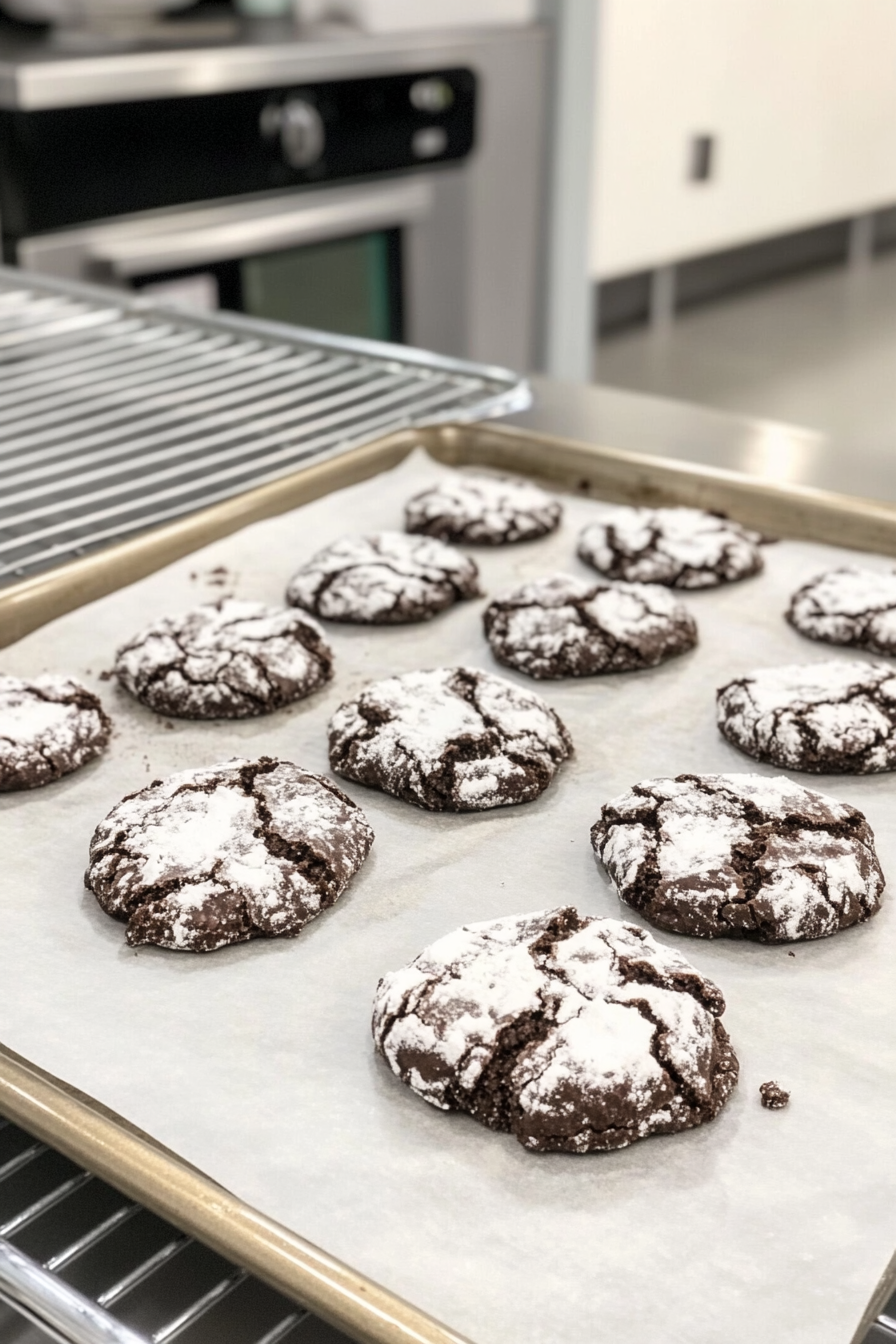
<box><xmin>688</xmin><ymin>134</ymin><xmax>715</xmax><ymax>183</ymax></box>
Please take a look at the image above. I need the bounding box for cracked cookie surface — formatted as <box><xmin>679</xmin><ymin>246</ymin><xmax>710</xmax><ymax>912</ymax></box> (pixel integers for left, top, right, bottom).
<box><xmin>85</xmin><ymin>756</ymin><xmax>374</xmax><ymax>952</ymax></box>
<box><xmin>483</xmin><ymin>573</ymin><xmax>697</xmax><ymax>679</ymax></box>
<box><xmin>592</xmin><ymin>773</ymin><xmax>884</xmax><ymax>942</ymax></box>
<box><xmin>717</xmin><ymin>660</ymin><xmax>896</xmax><ymax>773</ymax></box>
<box><xmin>787</xmin><ymin>567</ymin><xmax>896</xmax><ymax>654</ymax></box>
<box><xmin>114</xmin><ymin>599</ymin><xmax>333</xmax><ymax>719</ymax></box>
<box><xmin>0</xmin><ymin>674</ymin><xmax>111</xmax><ymax>791</ymax></box>
<box><xmin>405</xmin><ymin>475</ymin><xmax>562</xmax><ymax>545</ymax></box>
<box><xmin>372</xmin><ymin>906</ymin><xmax>738</xmax><ymax>1152</ymax></box>
<box><xmin>578</xmin><ymin>506</ymin><xmax>763</xmax><ymax>589</ymax></box>
<box><xmin>328</xmin><ymin>666</ymin><xmax>572</xmax><ymax>811</ymax></box>
<box><xmin>285</xmin><ymin>532</ymin><xmax>480</xmax><ymax>624</ymax></box>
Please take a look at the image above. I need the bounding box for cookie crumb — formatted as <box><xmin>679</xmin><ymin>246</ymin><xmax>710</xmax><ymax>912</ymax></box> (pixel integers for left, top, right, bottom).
<box><xmin>162</xmin><ymin>720</ymin><xmax>175</xmax><ymax>731</ymax></box>
<box><xmin>759</xmin><ymin>1080</ymin><xmax>790</xmax><ymax>1109</ymax></box>
<box><xmin>98</xmin><ymin>669</ymin><xmax>113</xmax><ymax>681</ymax></box>
<box><xmin>787</xmin><ymin>951</ymin><xmax>795</xmax><ymax>958</ymax></box>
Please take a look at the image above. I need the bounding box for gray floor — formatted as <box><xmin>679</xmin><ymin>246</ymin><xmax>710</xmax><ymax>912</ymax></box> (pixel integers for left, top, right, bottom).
<box><xmin>596</xmin><ymin>250</ymin><xmax>896</xmax><ymax>460</ymax></box>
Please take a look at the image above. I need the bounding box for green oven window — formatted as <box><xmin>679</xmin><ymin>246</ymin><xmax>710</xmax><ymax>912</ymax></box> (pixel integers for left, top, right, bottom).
<box><xmin>241</xmin><ymin>229</ymin><xmax>401</xmax><ymax>342</ymax></box>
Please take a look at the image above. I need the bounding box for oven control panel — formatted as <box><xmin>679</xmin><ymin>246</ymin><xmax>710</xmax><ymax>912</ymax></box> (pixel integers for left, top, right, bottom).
<box><xmin>0</xmin><ymin>68</ymin><xmax>476</xmax><ymax>244</ymax></box>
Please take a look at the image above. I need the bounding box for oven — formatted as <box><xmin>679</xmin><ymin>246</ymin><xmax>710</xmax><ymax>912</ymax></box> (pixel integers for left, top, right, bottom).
<box><xmin>0</xmin><ymin>22</ymin><xmax>548</xmax><ymax>372</ymax></box>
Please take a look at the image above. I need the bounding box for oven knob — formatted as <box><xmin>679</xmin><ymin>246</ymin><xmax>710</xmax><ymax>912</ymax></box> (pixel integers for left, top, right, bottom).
<box><xmin>279</xmin><ymin>99</ymin><xmax>325</xmax><ymax>169</ymax></box>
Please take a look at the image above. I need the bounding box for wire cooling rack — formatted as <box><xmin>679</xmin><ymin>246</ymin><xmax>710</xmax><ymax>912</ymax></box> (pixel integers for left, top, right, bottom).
<box><xmin>0</xmin><ymin>269</ymin><xmax>530</xmax><ymax>589</ymax></box>
<box><xmin>0</xmin><ymin>1113</ymin><xmax>344</xmax><ymax>1344</ymax></box>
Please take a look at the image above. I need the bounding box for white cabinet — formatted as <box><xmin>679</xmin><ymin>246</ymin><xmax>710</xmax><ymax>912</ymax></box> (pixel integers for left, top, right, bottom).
<box><xmin>592</xmin><ymin>0</ymin><xmax>896</xmax><ymax>279</ymax></box>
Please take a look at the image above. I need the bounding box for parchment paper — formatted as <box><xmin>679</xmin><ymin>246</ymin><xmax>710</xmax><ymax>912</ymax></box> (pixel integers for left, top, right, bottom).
<box><xmin>1</xmin><ymin>449</ymin><xmax>894</xmax><ymax>1344</ymax></box>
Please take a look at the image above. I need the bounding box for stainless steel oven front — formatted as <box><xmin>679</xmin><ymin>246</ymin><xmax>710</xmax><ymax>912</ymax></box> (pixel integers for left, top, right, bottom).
<box><xmin>0</xmin><ymin>22</ymin><xmax>548</xmax><ymax>372</ymax></box>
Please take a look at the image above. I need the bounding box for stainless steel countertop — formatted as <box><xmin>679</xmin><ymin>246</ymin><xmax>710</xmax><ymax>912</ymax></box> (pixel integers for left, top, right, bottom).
<box><xmin>507</xmin><ymin>376</ymin><xmax>895</xmax><ymax>505</ymax></box>
<box><xmin>0</xmin><ymin>16</ymin><xmax>533</xmax><ymax>109</ymax></box>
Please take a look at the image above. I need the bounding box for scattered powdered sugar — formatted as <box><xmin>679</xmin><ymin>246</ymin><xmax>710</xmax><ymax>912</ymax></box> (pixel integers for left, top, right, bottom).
<box><xmin>405</xmin><ymin>474</ymin><xmax>562</xmax><ymax>545</ymax></box>
<box><xmin>717</xmin><ymin>659</ymin><xmax>896</xmax><ymax>773</ymax></box>
<box><xmin>593</xmin><ymin>772</ymin><xmax>884</xmax><ymax>943</ymax></box>
<box><xmin>483</xmin><ymin>573</ymin><xmax>697</xmax><ymax>679</ymax></box>
<box><xmin>0</xmin><ymin>673</ymin><xmax>110</xmax><ymax>791</ymax></box>
<box><xmin>577</xmin><ymin>506</ymin><xmax>763</xmax><ymax>589</ymax></box>
<box><xmin>328</xmin><ymin>666</ymin><xmax>572</xmax><ymax>811</ymax></box>
<box><xmin>114</xmin><ymin>599</ymin><xmax>333</xmax><ymax>719</ymax></box>
<box><xmin>787</xmin><ymin>567</ymin><xmax>896</xmax><ymax>654</ymax></box>
<box><xmin>286</xmin><ymin>531</ymin><xmax>481</xmax><ymax>624</ymax></box>
<box><xmin>86</xmin><ymin>757</ymin><xmax>374</xmax><ymax>952</ymax></box>
<box><xmin>372</xmin><ymin>906</ymin><xmax>737</xmax><ymax>1152</ymax></box>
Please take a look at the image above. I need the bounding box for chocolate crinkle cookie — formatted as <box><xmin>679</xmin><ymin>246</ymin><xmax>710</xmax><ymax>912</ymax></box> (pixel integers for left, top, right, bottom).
<box><xmin>592</xmin><ymin>773</ymin><xmax>884</xmax><ymax>943</ymax></box>
<box><xmin>328</xmin><ymin>666</ymin><xmax>572</xmax><ymax>811</ymax></box>
<box><xmin>787</xmin><ymin>567</ymin><xmax>896</xmax><ymax>655</ymax></box>
<box><xmin>114</xmin><ymin>600</ymin><xmax>333</xmax><ymax>719</ymax></box>
<box><xmin>372</xmin><ymin>906</ymin><xmax>738</xmax><ymax>1153</ymax></box>
<box><xmin>0</xmin><ymin>674</ymin><xmax>110</xmax><ymax>791</ymax></box>
<box><xmin>577</xmin><ymin>505</ymin><xmax>763</xmax><ymax>589</ymax></box>
<box><xmin>405</xmin><ymin>474</ymin><xmax>562</xmax><ymax>545</ymax></box>
<box><xmin>717</xmin><ymin>660</ymin><xmax>896</xmax><ymax>774</ymax></box>
<box><xmin>85</xmin><ymin>757</ymin><xmax>374</xmax><ymax>952</ymax></box>
<box><xmin>285</xmin><ymin>532</ymin><xmax>480</xmax><ymax>624</ymax></box>
<box><xmin>483</xmin><ymin>573</ymin><xmax>697</xmax><ymax>679</ymax></box>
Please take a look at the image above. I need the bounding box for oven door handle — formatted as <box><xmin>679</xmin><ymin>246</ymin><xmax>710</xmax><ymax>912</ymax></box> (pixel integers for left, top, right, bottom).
<box><xmin>86</xmin><ymin>179</ymin><xmax>434</xmax><ymax>278</ymax></box>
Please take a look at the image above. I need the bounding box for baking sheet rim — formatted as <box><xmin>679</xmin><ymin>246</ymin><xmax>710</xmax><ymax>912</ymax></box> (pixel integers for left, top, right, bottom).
<box><xmin>1</xmin><ymin>422</ymin><xmax>895</xmax><ymax>1343</ymax></box>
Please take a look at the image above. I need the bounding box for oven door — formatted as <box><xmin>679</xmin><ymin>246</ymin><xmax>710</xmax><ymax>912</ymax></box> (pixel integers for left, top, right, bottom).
<box><xmin>16</xmin><ymin>177</ymin><xmax>433</xmax><ymax>345</ymax></box>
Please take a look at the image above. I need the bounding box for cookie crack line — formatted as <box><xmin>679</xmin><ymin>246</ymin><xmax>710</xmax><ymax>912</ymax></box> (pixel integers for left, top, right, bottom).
<box><xmin>613</xmin><ymin>992</ymin><xmax>705</xmax><ymax>1113</ymax></box>
<box><xmin>249</xmin><ymin>777</ymin><xmax>339</xmax><ymax>903</ymax></box>
<box><xmin>132</xmin><ymin>652</ymin><xmax>273</xmax><ymax>709</ymax></box>
<box><xmin>463</xmin><ymin>909</ymin><xmax>584</xmax><ymax>1132</ymax></box>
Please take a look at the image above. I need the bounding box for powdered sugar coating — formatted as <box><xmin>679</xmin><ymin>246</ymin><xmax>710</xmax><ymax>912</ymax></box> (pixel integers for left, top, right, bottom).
<box><xmin>285</xmin><ymin>532</ymin><xmax>480</xmax><ymax>625</ymax></box>
<box><xmin>592</xmin><ymin>772</ymin><xmax>884</xmax><ymax>942</ymax></box>
<box><xmin>787</xmin><ymin>567</ymin><xmax>896</xmax><ymax>655</ymax></box>
<box><xmin>405</xmin><ymin>475</ymin><xmax>562</xmax><ymax>545</ymax></box>
<box><xmin>717</xmin><ymin>660</ymin><xmax>896</xmax><ymax>773</ymax></box>
<box><xmin>114</xmin><ymin>600</ymin><xmax>333</xmax><ymax>719</ymax></box>
<box><xmin>578</xmin><ymin>506</ymin><xmax>763</xmax><ymax>589</ymax></box>
<box><xmin>483</xmin><ymin>573</ymin><xmax>697</xmax><ymax>679</ymax></box>
<box><xmin>372</xmin><ymin>906</ymin><xmax>738</xmax><ymax>1152</ymax></box>
<box><xmin>0</xmin><ymin>673</ymin><xmax>110</xmax><ymax>791</ymax></box>
<box><xmin>328</xmin><ymin>666</ymin><xmax>572</xmax><ymax>811</ymax></box>
<box><xmin>85</xmin><ymin>757</ymin><xmax>374</xmax><ymax>952</ymax></box>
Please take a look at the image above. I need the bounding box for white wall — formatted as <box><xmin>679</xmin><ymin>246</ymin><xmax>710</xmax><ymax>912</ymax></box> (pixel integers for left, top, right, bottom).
<box><xmin>592</xmin><ymin>0</ymin><xmax>896</xmax><ymax>279</ymax></box>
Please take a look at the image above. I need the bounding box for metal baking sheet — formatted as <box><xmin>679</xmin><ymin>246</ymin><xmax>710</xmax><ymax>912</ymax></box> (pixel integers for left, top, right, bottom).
<box><xmin>0</xmin><ymin>445</ymin><xmax>894</xmax><ymax>1344</ymax></box>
